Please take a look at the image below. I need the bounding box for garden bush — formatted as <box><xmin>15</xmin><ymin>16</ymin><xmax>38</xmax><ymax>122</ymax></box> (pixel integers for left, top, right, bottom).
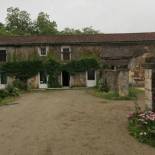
<box><xmin>0</xmin><ymin>85</ymin><xmax>19</xmax><ymax>103</ymax></box>
<box><xmin>128</xmin><ymin>109</ymin><xmax>155</xmax><ymax>147</ymax></box>
<box><xmin>13</xmin><ymin>79</ymin><xmax>27</xmax><ymax>90</ymax></box>
<box><xmin>6</xmin><ymin>84</ymin><xmax>19</xmax><ymax>96</ymax></box>
<box><xmin>0</xmin><ymin>89</ymin><xmax>9</xmax><ymax>99</ymax></box>
<box><xmin>96</xmin><ymin>79</ymin><xmax>109</xmax><ymax>92</ymax></box>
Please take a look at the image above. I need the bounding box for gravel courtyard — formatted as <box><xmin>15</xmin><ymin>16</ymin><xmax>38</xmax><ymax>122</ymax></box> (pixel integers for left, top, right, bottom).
<box><xmin>0</xmin><ymin>89</ymin><xmax>155</xmax><ymax>155</ymax></box>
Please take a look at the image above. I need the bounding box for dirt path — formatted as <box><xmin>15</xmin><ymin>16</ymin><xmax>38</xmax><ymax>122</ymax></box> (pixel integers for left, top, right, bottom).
<box><xmin>0</xmin><ymin>90</ymin><xmax>155</xmax><ymax>155</ymax></box>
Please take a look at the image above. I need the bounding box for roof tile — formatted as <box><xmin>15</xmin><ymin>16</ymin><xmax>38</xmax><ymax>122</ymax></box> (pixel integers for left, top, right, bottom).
<box><xmin>0</xmin><ymin>32</ymin><xmax>155</xmax><ymax>45</ymax></box>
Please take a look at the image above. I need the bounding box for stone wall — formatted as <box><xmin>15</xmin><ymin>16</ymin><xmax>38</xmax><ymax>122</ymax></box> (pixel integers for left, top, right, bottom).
<box><xmin>104</xmin><ymin>70</ymin><xmax>118</xmax><ymax>91</ymax></box>
<box><xmin>3</xmin><ymin>43</ymin><xmax>155</xmax><ymax>90</ymax></box>
<box><xmin>5</xmin><ymin>44</ymin><xmax>155</xmax><ymax>63</ymax></box>
<box><xmin>27</xmin><ymin>75</ymin><xmax>39</xmax><ymax>89</ymax></box>
<box><xmin>6</xmin><ymin>46</ymin><xmax>61</xmax><ymax>62</ymax></box>
<box><xmin>70</xmin><ymin>73</ymin><xmax>86</xmax><ymax>87</ymax></box>
<box><xmin>104</xmin><ymin>69</ymin><xmax>129</xmax><ymax>96</ymax></box>
<box><xmin>117</xmin><ymin>70</ymin><xmax>129</xmax><ymax>96</ymax></box>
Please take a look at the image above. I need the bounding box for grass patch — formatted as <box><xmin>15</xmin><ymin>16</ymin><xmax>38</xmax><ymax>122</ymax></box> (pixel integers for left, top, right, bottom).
<box><xmin>0</xmin><ymin>96</ymin><xmax>17</xmax><ymax>106</ymax></box>
<box><xmin>91</xmin><ymin>87</ymin><xmax>144</xmax><ymax>101</ymax></box>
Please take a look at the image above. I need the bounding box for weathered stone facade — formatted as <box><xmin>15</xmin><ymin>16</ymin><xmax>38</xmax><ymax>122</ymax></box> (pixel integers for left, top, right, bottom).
<box><xmin>1</xmin><ymin>45</ymin><xmax>101</xmax><ymax>88</ymax></box>
<box><xmin>70</xmin><ymin>73</ymin><xmax>86</xmax><ymax>87</ymax></box>
<box><xmin>1</xmin><ymin>34</ymin><xmax>155</xmax><ymax>89</ymax></box>
<box><xmin>104</xmin><ymin>69</ymin><xmax>129</xmax><ymax>96</ymax></box>
<box><xmin>27</xmin><ymin>75</ymin><xmax>39</xmax><ymax>89</ymax></box>
<box><xmin>0</xmin><ymin>44</ymin><xmax>153</xmax><ymax>89</ymax></box>
<box><xmin>117</xmin><ymin>70</ymin><xmax>129</xmax><ymax>96</ymax></box>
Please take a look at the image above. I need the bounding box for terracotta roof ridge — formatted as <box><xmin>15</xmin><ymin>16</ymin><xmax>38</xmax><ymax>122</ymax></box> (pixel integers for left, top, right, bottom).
<box><xmin>3</xmin><ymin>32</ymin><xmax>155</xmax><ymax>36</ymax></box>
<box><xmin>1</xmin><ymin>32</ymin><xmax>155</xmax><ymax>38</ymax></box>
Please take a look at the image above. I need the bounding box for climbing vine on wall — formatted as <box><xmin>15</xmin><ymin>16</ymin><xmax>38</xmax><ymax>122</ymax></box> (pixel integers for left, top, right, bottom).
<box><xmin>62</xmin><ymin>58</ymin><xmax>99</xmax><ymax>75</ymax></box>
<box><xmin>1</xmin><ymin>60</ymin><xmax>43</xmax><ymax>82</ymax></box>
<box><xmin>0</xmin><ymin>58</ymin><xmax>99</xmax><ymax>87</ymax></box>
<box><xmin>45</xmin><ymin>59</ymin><xmax>61</xmax><ymax>88</ymax></box>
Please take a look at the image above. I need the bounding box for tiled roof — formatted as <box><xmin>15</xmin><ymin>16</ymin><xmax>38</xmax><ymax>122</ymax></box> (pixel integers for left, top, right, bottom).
<box><xmin>1</xmin><ymin>32</ymin><xmax>155</xmax><ymax>45</ymax></box>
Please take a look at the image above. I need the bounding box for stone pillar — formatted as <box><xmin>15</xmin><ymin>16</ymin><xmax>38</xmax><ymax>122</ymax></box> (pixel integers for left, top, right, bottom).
<box><xmin>145</xmin><ymin>69</ymin><xmax>153</xmax><ymax>110</ymax></box>
<box><xmin>144</xmin><ymin>57</ymin><xmax>155</xmax><ymax>112</ymax></box>
<box><xmin>117</xmin><ymin>69</ymin><xmax>129</xmax><ymax>96</ymax></box>
<box><xmin>104</xmin><ymin>69</ymin><xmax>129</xmax><ymax>96</ymax></box>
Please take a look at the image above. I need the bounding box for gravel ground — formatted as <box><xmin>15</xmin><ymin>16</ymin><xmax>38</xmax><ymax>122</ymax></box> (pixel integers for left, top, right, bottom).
<box><xmin>0</xmin><ymin>89</ymin><xmax>155</xmax><ymax>155</ymax></box>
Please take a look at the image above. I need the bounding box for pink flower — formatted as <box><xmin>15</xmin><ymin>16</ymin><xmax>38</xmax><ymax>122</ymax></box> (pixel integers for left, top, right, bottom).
<box><xmin>128</xmin><ymin>112</ymin><xmax>134</xmax><ymax>119</ymax></box>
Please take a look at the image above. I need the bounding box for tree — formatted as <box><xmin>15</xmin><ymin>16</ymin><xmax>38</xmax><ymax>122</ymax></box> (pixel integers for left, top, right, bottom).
<box><xmin>2</xmin><ymin>7</ymin><xmax>101</xmax><ymax>36</ymax></box>
<box><xmin>0</xmin><ymin>22</ymin><xmax>4</xmax><ymax>29</ymax></box>
<box><xmin>34</xmin><ymin>12</ymin><xmax>58</xmax><ymax>35</ymax></box>
<box><xmin>82</xmin><ymin>26</ymin><xmax>99</xmax><ymax>34</ymax></box>
<box><xmin>6</xmin><ymin>7</ymin><xmax>33</xmax><ymax>35</ymax></box>
<box><xmin>60</xmin><ymin>26</ymin><xmax>99</xmax><ymax>35</ymax></box>
<box><xmin>0</xmin><ymin>22</ymin><xmax>13</xmax><ymax>36</ymax></box>
<box><xmin>60</xmin><ymin>28</ymin><xmax>82</xmax><ymax>35</ymax></box>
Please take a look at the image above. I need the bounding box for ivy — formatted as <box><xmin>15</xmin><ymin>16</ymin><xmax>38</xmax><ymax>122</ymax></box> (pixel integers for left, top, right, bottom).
<box><xmin>63</xmin><ymin>58</ymin><xmax>99</xmax><ymax>75</ymax></box>
<box><xmin>45</xmin><ymin>59</ymin><xmax>61</xmax><ymax>88</ymax></box>
<box><xmin>0</xmin><ymin>58</ymin><xmax>99</xmax><ymax>88</ymax></box>
<box><xmin>1</xmin><ymin>60</ymin><xmax>43</xmax><ymax>81</ymax></box>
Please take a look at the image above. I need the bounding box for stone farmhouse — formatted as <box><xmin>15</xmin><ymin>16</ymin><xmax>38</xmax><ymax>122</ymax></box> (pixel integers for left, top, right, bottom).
<box><xmin>0</xmin><ymin>32</ymin><xmax>155</xmax><ymax>90</ymax></box>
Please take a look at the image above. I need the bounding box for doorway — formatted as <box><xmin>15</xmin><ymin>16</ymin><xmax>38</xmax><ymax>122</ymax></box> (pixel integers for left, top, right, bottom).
<box><xmin>62</xmin><ymin>71</ymin><xmax>70</xmax><ymax>87</ymax></box>
<box><xmin>39</xmin><ymin>71</ymin><xmax>48</xmax><ymax>89</ymax></box>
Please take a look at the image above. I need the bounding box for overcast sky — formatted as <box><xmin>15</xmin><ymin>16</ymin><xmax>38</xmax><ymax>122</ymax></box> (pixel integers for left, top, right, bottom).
<box><xmin>0</xmin><ymin>0</ymin><xmax>155</xmax><ymax>33</ymax></box>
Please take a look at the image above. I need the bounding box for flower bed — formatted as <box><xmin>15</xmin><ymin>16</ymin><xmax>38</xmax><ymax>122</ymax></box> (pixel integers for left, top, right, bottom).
<box><xmin>128</xmin><ymin>110</ymin><xmax>155</xmax><ymax>147</ymax></box>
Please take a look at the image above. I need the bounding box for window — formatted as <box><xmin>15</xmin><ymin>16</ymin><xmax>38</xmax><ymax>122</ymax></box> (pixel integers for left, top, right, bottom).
<box><xmin>0</xmin><ymin>73</ymin><xmax>7</xmax><ymax>84</ymax></box>
<box><xmin>61</xmin><ymin>47</ymin><xmax>71</xmax><ymax>60</ymax></box>
<box><xmin>0</xmin><ymin>50</ymin><xmax>7</xmax><ymax>62</ymax></box>
<box><xmin>38</xmin><ymin>47</ymin><xmax>48</xmax><ymax>56</ymax></box>
<box><xmin>87</xmin><ymin>70</ymin><xmax>95</xmax><ymax>80</ymax></box>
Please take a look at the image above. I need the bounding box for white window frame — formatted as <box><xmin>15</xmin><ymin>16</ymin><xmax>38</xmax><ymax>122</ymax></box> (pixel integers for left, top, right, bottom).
<box><xmin>38</xmin><ymin>72</ymin><xmax>48</xmax><ymax>89</ymax></box>
<box><xmin>61</xmin><ymin>46</ymin><xmax>71</xmax><ymax>61</ymax></box>
<box><xmin>86</xmin><ymin>70</ymin><xmax>97</xmax><ymax>87</ymax></box>
<box><xmin>38</xmin><ymin>46</ymin><xmax>49</xmax><ymax>56</ymax></box>
<box><xmin>0</xmin><ymin>48</ymin><xmax>7</xmax><ymax>62</ymax></box>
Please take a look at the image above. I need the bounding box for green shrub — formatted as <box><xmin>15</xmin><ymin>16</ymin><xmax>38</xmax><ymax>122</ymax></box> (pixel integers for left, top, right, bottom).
<box><xmin>94</xmin><ymin>86</ymin><xmax>144</xmax><ymax>101</ymax></box>
<box><xmin>48</xmin><ymin>74</ymin><xmax>61</xmax><ymax>88</ymax></box>
<box><xmin>6</xmin><ymin>85</ymin><xmax>19</xmax><ymax>96</ymax></box>
<box><xmin>96</xmin><ymin>79</ymin><xmax>109</xmax><ymax>92</ymax></box>
<box><xmin>0</xmin><ymin>85</ymin><xmax>19</xmax><ymax>103</ymax></box>
<box><xmin>13</xmin><ymin>79</ymin><xmax>27</xmax><ymax>90</ymax></box>
<box><xmin>0</xmin><ymin>89</ymin><xmax>9</xmax><ymax>99</ymax></box>
<box><xmin>128</xmin><ymin>87</ymin><xmax>138</xmax><ymax>98</ymax></box>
